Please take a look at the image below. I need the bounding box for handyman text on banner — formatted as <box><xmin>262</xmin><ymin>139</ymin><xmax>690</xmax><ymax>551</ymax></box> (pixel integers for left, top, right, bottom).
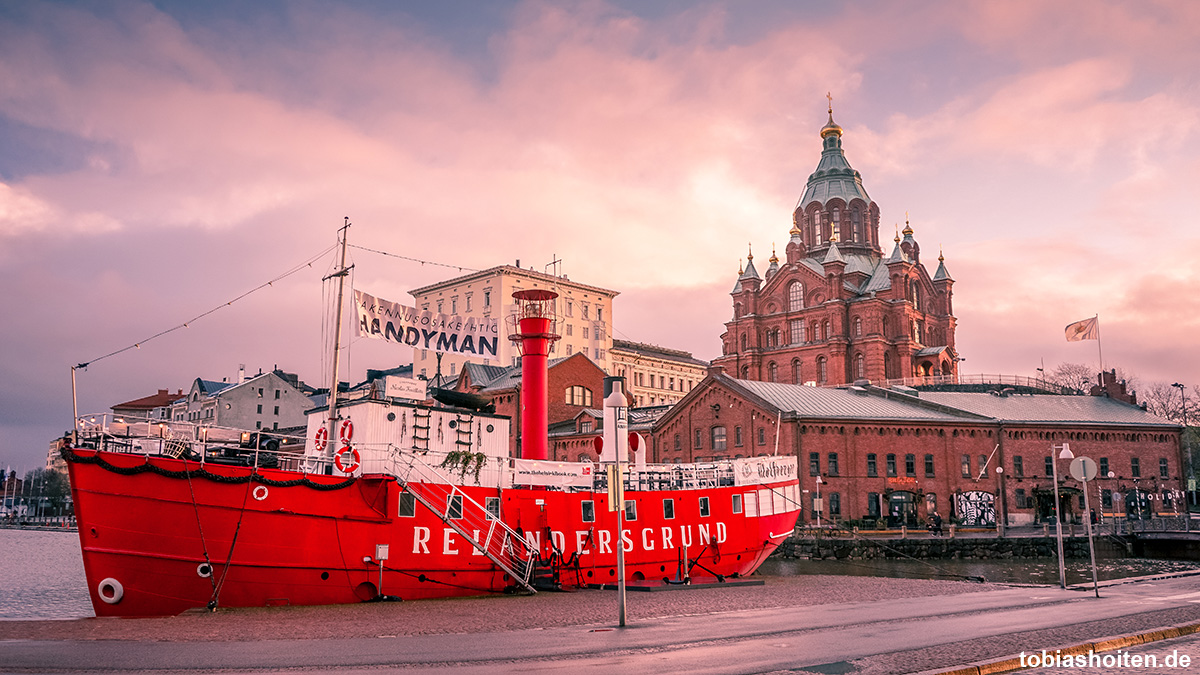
<box><xmin>355</xmin><ymin>290</ymin><xmax>500</xmax><ymax>357</ymax></box>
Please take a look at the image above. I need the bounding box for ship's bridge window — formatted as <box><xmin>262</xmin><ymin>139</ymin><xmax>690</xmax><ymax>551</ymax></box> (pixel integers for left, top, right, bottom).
<box><xmin>663</xmin><ymin>498</ymin><xmax>675</xmax><ymax>520</ymax></box>
<box><xmin>398</xmin><ymin>492</ymin><xmax>416</xmax><ymax>518</ymax></box>
<box><xmin>582</xmin><ymin>500</ymin><xmax>595</xmax><ymax>523</ymax></box>
<box><xmin>732</xmin><ymin>493</ymin><xmax>743</xmax><ymax>514</ymax></box>
<box><xmin>624</xmin><ymin>500</ymin><xmax>637</xmax><ymax>521</ymax></box>
<box><xmin>699</xmin><ymin>496</ymin><xmax>710</xmax><ymax>517</ymax></box>
<box><xmin>486</xmin><ymin>497</ymin><xmax>500</xmax><ymax>519</ymax></box>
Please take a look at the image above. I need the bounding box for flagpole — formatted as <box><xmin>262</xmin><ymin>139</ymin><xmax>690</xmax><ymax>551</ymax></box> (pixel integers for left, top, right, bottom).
<box><xmin>1095</xmin><ymin>314</ymin><xmax>1104</xmax><ymax>373</ymax></box>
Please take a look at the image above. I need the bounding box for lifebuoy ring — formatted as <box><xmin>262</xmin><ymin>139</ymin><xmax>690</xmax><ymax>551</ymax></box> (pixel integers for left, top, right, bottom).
<box><xmin>313</xmin><ymin>426</ymin><xmax>329</xmax><ymax>452</ymax></box>
<box><xmin>339</xmin><ymin>419</ymin><xmax>354</xmax><ymax>444</ymax></box>
<box><xmin>98</xmin><ymin>577</ymin><xmax>124</xmax><ymax>604</ymax></box>
<box><xmin>252</xmin><ymin>485</ymin><xmax>269</xmax><ymax>501</ymax></box>
<box><xmin>335</xmin><ymin>446</ymin><xmax>361</xmax><ymax>474</ymax></box>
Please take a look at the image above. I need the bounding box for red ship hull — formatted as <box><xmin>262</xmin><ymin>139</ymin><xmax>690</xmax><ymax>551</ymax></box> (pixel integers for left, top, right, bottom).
<box><xmin>67</xmin><ymin>449</ymin><xmax>799</xmax><ymax>617</ymax></box>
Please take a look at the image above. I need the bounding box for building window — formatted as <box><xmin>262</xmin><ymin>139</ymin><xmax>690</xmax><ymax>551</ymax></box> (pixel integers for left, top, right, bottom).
<box><xmin>699</xmin><ymin>496</ymin><xmax>710</xmax><ymax>517</ymax></box>
<box><xmin>694</xmin><ymin>429</ymin><xmax>702</xmax><ymax>449</ymax></box>
<box><xmin>1044</xmin><ymin>456</ymin><xmax>1053</xmax><ymax>477</ymax></box>
<box><xmin>625</xmin><ymin>500</ymin><xmax>637</xmax><ymax>521</ymax></box>
<box><xmin>566</xmin><ymin>325</ymin><xmax>573</xmax><ymax>336</ymax></box>
<box><xmin>905</xmin><ymin>453</ymin><xmax>916</xmax><ymax>477</ymax></box>
<box><xmin>809</xmin><ymin>452</ymin><xmax>820</xmax><ymax>476</ymax></box>
<box><xmin>484</xmin><ymin>291</ymin><xmax>491</xmax><ymax>308</ymax></box>
<box><xmin>757</xmin><ymin>427</ymin><xmax>766</xmax><ymax>445</ymax></box>
<box><xmin>451</xmin><ymin>298</ymin><xmax>457</xmax><ymax>314</ymax></box>
<box><xmin>1014</xmin><ymin>489</ymin><xmax>1028</xmax><ymax>509</ymax></box>
<box><xmin>711</xmin><ymin>426</ymin><xmax>727</xmax><ymax>451</ymax></box>
<box><xmin>854</xmin><ymin>317</ymin><xmax>862</xmax><ymax>337</ymax></box>
<box><xmin>663</xmin><ymin>499</ymin><xmax>675</xmax><ymax>520</ymax></box>
<box><xmin>674</xmin><ymin>434</ymin><xmax>681</xmax><ymax>451</ymax></box>
<box><xmin>792</xmin><ymin>359</ymin><xmax>802</xmax><ymax>384</ymax></box>
<box><xmin>829</xmin><ymin>492</ymin><xmax>841</xmax><ymax>516</ymax></box>
<box><xmin>768</xmin><ymin>362</ymin><xmax>777</xmax><ymax>382</ymax></box>
<box><xmin>734</xmin><ymin>426</ymin><xmax>743</xmax><ymax>447</ymax></box>
<box><xmin>274</xmin><ymin>390</ymin><xmax>280</xmax><ymax>399</ymax></box>
<box><xmin>581</xmin><ymin>420</ymin><xmax>594</xmax><ymax>433</ymax></box>
<box><xmin>1102</xmin><ymin>489</ymin><xmax>1113</xmax><ymax>509</ymax></box>
<box><xmin>447</xmin><ymin>495</ymin><xmax>463</xmax><ymax>520</ymax></box>
<box><xmin>273</xmin><ymin>406</ymin><xmax>279</xmax><ymax>415</ymax></box>
<box><xmin>1160</xmin><ymin>458</ymin><xmax>1169</xmax><ymax>479</ymax></box>
<box><xmin>1099</xmin><ymin>457</ymin><xmax>1109</xmax><ymax>476</ymax></box>
<box><xmin>1013</xmin><ymin>456</ymin><xmax>1024</xmax><ymax>477</ymax></box>
<box><xmin>1131</xmin><ymin>457</ymin><xmax>1141</xmax><ymax>478</ymax></box>
<box><xmin>924</xmin><ymin>454</ymin><xmax>935</xmax><ymax>477</ymax></box>
<box><xmin>256</xmin><ymin>404</ymin><xmax>263</xmax><ymax>414</ymax></box>
<box><xmin>817</xmin><ymin>356</ymin><xmax>828</xmax><ymax>384</ymax></box>
<box><xmin>788</xmin><ymin>282</ymin><xmax>804</xmax><ymax>311</ymax></box>
<box><xmin>867</xmin><ymin>453</ymin><xmax>877</xmax><ymax>477</ymax></box>
<box><xmin>566</xmin><ymin>386</ymin><xmax>592</xmax><ymax>406</ymax></box>
<box><xmin>732</xmin><ymin>494</ymin><xmax>743</xmax><ymax>514</ymax></box>
<box><xmin>828</xmin><ymin>453</ymin><xmax>839</xmax><ymax>477</ymax></box>
<box><xmin>962</xmin><ymin>455</ymin><xmax>972</xmax><ymax>477</ymax></box>
<box><xmin>867</xmin><ymin>492</ymin><xmax>880</xmax><ymax>518</ymax></box>
<box><xmin>582</xmin><ymin>500</ymin><xmax>595</xmax><ymax>523</ymax></box>
<box><xmin>886</xmin><ymin>453</ymin><xmax>897</xmax><ymax>477</ymax></box>
<box><xmin>854</xmin><ymin>353</ymin><xmax>865</xmax><ymax>379</ymax></box>
<box><xmin>790</xmin><ymin>319</ymin><xmax>805</xmax><ymax>345</ymax></box>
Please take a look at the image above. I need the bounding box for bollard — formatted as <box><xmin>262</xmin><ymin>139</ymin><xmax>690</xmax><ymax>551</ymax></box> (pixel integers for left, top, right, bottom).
<box><xmin>901</xmin><ymin>525</ymin><xmax>907</xmax><ymax>539</ymax></box>
<box><xmin>1043</xmin><ymin>523</ymin><xmax>1049</xmax><ymax>536</ymax></box>
<box><xmin>949</xmin><ymin>524</ymin><xmax>956</xmax><ymax>538</ymax></box>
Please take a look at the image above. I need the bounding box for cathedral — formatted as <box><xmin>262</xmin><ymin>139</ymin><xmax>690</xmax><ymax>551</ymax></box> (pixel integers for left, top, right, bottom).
<box><xmin>712</xmin><ymin>105</ymin><xmax>958</xmax><ymax>385</ymax></box>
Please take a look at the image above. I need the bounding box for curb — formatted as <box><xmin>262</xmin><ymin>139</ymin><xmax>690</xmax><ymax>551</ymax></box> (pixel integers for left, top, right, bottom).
<box><xmin>917</xmin><ymin>620</ymin><xmax>1200</xmax><ymax>675</ymax></box>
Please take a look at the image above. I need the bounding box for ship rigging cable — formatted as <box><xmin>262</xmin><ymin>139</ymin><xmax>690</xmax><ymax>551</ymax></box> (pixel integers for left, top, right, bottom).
<box><xmin>74</xmin><ymin>244</ymin><xmax>338</xmax><ymax>370</ymax></box>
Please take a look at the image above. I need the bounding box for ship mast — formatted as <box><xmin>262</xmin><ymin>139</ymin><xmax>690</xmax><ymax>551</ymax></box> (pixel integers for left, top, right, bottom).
<box><xmin>324</xmin><ymin>218</ymin><xmax>352</xmax><ymax>464</ymax></box>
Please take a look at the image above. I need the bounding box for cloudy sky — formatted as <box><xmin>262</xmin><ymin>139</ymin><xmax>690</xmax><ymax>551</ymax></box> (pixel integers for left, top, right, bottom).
<box><xmin>2</xmin><ymin>0</ymin><xmax>1198</xmax><ymax>470</ymax></box>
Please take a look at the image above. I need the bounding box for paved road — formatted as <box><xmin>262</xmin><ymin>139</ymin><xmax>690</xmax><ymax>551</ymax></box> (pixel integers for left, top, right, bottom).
<box><xmin>3</xmin><ymin>576</ymin><xmax>1199</xmax><ymax>673</ymax></box>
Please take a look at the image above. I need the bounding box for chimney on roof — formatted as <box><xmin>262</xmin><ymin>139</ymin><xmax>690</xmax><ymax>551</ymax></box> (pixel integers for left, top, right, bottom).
<box><xmin>238</xmin><ymin>364</ymin><xmax>245</xmax><ymax>384</ymax></box>
<box><xmin>158</xmin><ymin>389</ymin><xmax>167</xmax><ymax>396</ymax></box>
<box><xmin>707</xmin><ymin>364</ymin><xmax>726</xmax><ymax>377</ymax></box>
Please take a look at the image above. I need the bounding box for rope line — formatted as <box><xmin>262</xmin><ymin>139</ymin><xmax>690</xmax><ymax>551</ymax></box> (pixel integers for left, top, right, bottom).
<box><xmin>349</xmin><ymin>244</ymin><xmax>479</xmax><ymax>273</ymax></box>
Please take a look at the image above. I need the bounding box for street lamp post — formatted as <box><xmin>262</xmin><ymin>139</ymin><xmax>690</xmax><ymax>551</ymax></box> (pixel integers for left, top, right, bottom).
<box><xmin>995</xmin><ymin>466</ymin><xmax>1005</xmax><ymax>536</ymax></box>
<box><xmin>1051</xmin><ymin>443</ymin><xmax>1074</xmax><ymax>590</ymax></box>
<box><xmin>1172</xmin><ymin>383</ymin><xmax>1193</xmax><ymax>514</ymax></box>
<box><xmin>815</xmin><ymin>476</ymin><xmax>824</xmax><ymax>528</ymax></box>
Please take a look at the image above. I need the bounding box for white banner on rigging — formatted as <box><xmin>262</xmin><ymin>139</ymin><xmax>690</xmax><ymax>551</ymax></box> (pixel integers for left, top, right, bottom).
<box><xmin>354</xmin><ymin>289</ymin><xmax>500</xmax><ymax>357</ymax></box>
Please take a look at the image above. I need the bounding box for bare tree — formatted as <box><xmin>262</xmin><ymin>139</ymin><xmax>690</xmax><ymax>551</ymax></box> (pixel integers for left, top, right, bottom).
<box><xmin>1047</xmin><ymin>362</ymin><xmax>1094</xmax><ymax>392</ymax></box>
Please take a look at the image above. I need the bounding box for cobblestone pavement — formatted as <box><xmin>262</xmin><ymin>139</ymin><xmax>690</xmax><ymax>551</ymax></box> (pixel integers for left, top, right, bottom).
<box><xmin>0</xmin><ymin>574</ymin><xmax>998</xmax><ymax>642</ymax></box>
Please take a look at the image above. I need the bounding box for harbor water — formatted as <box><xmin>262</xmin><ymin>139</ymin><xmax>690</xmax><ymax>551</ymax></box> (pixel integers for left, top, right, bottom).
<box><xmin>2</xmin><ymin>528</ymin><xmax>1198</xmax><ymax>620</ymax></box>
<box><xmin>0</xmin><ymin>529</ymin><xmax>92</xmax><ymax>620</ymax></box>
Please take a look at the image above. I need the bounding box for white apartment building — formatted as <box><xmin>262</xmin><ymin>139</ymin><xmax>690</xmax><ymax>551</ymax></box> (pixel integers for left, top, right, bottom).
<box><xmin>610</xmin><ymin>339</ymin><xmax>709</xmax><ymax>407</ymax></box>
<box><xmin>410</xmin><ymin>264</ymin><xmax>618</xmax><ymax>379</ymax></box>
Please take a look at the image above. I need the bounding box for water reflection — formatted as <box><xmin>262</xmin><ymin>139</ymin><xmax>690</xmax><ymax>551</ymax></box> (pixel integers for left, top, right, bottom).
<box><xmin>758</xmin><ymin>556</ymin><xmax>1200</xmax><ymax>586</ymax></box>
<box><xmin>0</xmin><ymin>529</ymin><xmax>92</xmax><ymax>620</ymax></box>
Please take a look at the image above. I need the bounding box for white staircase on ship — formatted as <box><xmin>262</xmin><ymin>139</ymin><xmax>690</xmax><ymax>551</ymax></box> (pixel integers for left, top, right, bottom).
<box><xmin>385</xmin><ymin>452</ymin><xmax>538</xmax><ymax>594</ymax></box>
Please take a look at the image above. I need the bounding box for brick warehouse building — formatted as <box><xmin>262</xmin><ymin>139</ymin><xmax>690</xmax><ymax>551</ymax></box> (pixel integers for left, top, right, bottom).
<box><xmin>651</xmin><ymin>370</ymin><xmax>1184</xmax><ymax>528</ymax></box>
<box><xmin>711</xmin><ymin>107</ymin><xmax>957</xmax><ymax>386</ymax></box>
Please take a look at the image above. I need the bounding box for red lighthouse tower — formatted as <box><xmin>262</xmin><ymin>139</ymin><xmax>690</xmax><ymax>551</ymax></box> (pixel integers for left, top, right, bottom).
<box><xmin>506</xmin><ymin>289</ymin><xmax>560</xmax><ymax>461</ymax></box>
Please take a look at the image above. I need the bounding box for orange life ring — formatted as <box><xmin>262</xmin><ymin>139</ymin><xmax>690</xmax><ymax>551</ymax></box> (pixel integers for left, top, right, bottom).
<box><xmin>335</xmin><ymin>446</ymin><xmax>361</xmax><ymax>474</ymax></box>
<box><xmin>339</xmin><ymin>419</ymin><xmax>354</xmax><ymax>444</ymax></box>
<box><xmin>313</xmin><ymin>426</ymin><xmax>329</xmax><ymax>452</ymax></box>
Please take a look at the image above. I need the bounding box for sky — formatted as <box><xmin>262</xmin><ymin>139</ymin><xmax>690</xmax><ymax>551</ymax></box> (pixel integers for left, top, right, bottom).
<box><xmin>2</xmin><ymin>0</ymin><xmax>1199</xmax><ymax>471</ymax></box>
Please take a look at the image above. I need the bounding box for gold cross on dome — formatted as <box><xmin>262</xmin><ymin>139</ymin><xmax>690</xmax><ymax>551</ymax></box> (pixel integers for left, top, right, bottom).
<box><xmin>827</xmin><ymin>92</ymin><xmax>833</xmax><ymax>114</ymax></box>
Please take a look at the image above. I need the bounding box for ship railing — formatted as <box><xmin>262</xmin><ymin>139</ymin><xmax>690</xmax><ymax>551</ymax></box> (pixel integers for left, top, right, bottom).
<box><xmin>380</xmin><ymin>448</ymin><xmax>537</xmax><ymax>593</ymax></box>
<box><xmin>72</xmin><ymin>413</ymin><xmax>314</xmax><ymax>473</ymax></box>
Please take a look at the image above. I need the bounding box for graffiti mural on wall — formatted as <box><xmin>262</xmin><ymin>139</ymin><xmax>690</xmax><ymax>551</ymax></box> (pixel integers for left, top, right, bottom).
<box><xmin>954</xmin><ymin>490</ymin><xmax>995</xmax><ymax>527</ymax></box>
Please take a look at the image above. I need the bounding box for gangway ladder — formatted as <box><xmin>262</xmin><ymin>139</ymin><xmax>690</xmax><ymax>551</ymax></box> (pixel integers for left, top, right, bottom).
<box><xmin>411</xmin><ymin>408</ymin><xmax>431</xmax><ymax>453</ymax></box>
<box><xmin>454</xmin><ymin>414</ymin><xmax>475</xmax><ymax>450</ymax></box>
<box><xmin>387</xmin><ymin>452</ymin><xmax>537</xmax><ymax>594</ymax></box>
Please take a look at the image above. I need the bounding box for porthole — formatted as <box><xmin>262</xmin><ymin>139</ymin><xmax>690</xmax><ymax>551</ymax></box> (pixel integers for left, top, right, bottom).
<box><xmin>486</xmin><ymin>424</ymin><xmax>494</xmax><ymax>433</ymax></box>
<box><xmin>387</xmin><ymin>412</ymin><xmax>396</xmax><ymax>422</ymax></box>
<box><xmin>197</xmin><ymin>563</ymin><xmax>213</xmax><ymax>578</ymax></box>
<box><xmin>321</xmin><ymin>571</ymin><xmax>330</xmax><ymax>580</ymax></box>
<box><xmin>449</xmin><ymin>420</ymin><xmax>458</xmax><ymax>429</ymax></box>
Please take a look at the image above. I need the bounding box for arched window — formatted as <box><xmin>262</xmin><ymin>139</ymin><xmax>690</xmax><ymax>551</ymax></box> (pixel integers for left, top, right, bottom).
<box><xmin>854</xmin><ymin>317</ymin><xmax>862</xmax><ymax>337</ymax></box>
<box><xmin>711</xmin><ymin>426</ymin><xmax>727</xmax><ymax>451</ymax></box>
<box><xmin>792</xmin><ymin>359</ymin><xmax>802</xmax><ymax>384</ymax></box>
<box><xmin>811</xmin><ymin>320</ymin><xmax>820</xmax><ymax>341</ymax></box>
<box><xmin>734</xmin><ymin>303</ymin><xmax>741</xmax><ymax>319</ymax></box>
<box><xmin>823</xmin><ymin>320</ymin><xmax>831</xmax><ymax>340</ymax></box>
<box><xmin>817</xmin><ymin>356</ymin><xmax>828</xmax><ymax>384</ymax></box>
<box><xmin>740</xmin><ymin>334</ymin><xmax>748</xmax><ymax>350</ymax></box>
<box><xmin>884</xmin><ymin>352</ymin><xmax>893</xmax><ymax>379</ymax></box>
<box><xmin>565</xmin><ymin>385</ymin><xmax>592</xmax><ymax>406</ymax></box>
<box><xmin>673</xmin><ymin>434</ymin><xmax>681</xmax><ymax>451</ymax></box>
<box><xmin>741</xmin><ymin>365</ymin><xmax>750</xmax><ymax>379</ymax></box>
<box><xmin>768</xmin><ymin>362</ymin><xmax>778</xmax><ymax>382</ymax></box>
<box><xmin>855</xmin><ymin>353</ymin><xmax>865</xmax><ymax>379</ymax></box>
<box><xmin>789</xmin><ymin>282</ymin><xmax>804</xmax><ymax>311</ymax></box>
